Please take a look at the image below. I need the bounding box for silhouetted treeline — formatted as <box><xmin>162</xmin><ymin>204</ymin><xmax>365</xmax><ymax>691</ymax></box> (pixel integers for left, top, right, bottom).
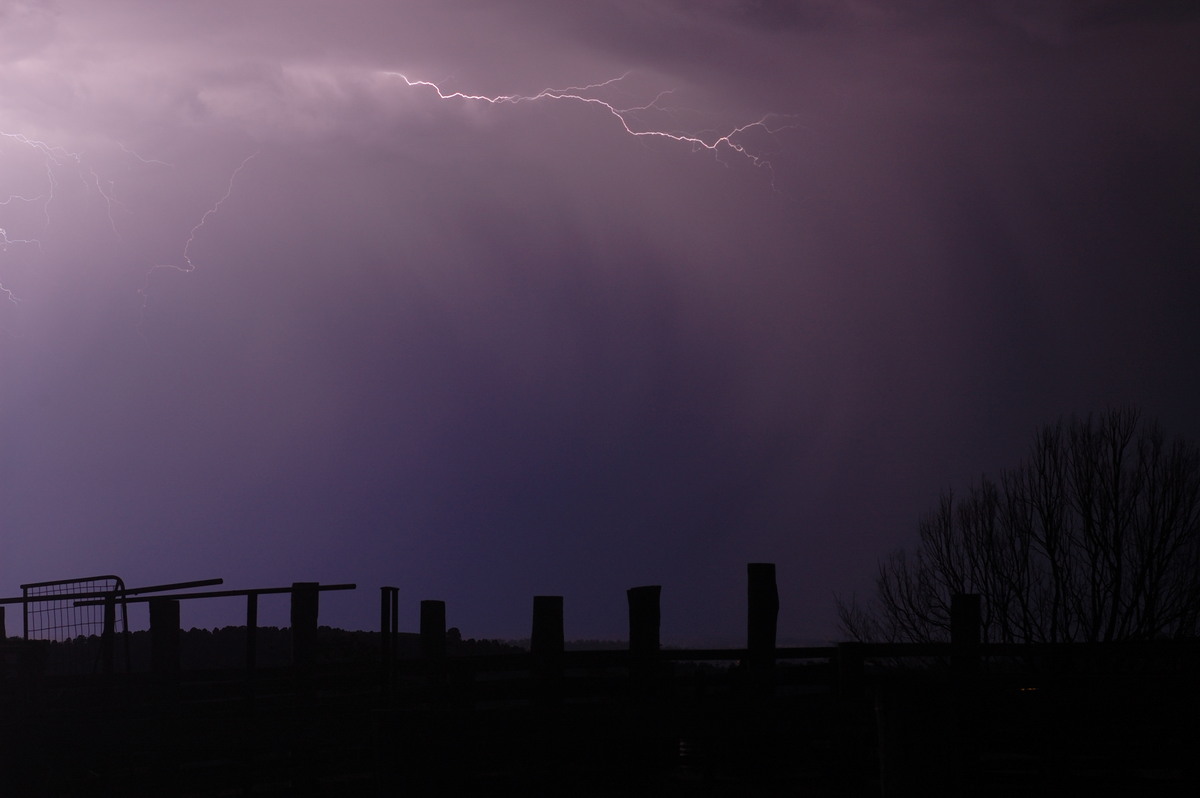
<box><xmin>3</xmin><ymin>626</ymin><xmax>525</xmax><ymax>675</ymax></box>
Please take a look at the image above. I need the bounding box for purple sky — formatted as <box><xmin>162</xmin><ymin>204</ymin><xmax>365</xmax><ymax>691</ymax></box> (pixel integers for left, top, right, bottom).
<box><xmin>2</xmin><ymin>1</ymin><xmax>1198</xmax><ymax>643</ymax></box>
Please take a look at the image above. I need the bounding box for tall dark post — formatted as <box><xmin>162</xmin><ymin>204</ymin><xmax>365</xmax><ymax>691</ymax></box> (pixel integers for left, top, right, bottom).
<box><xmin>951</xmin><ymin>592</ymin><xmax>982</xmax><ymax>788</ymax></box>
<box><xmin>420</xmin><ymin>600</ymin><xmax>447</xmax><ymax>661</ymax></box>
<box><xmin>627</xmin><ymin>585</ymin><xmax>661</xmax><ymax>658</ymax></box>
<box><xmin>150</xmin><ymin>598</ymin><xmax>181</xmax><ymax>678</ymax></box>
<box><xmin>246</xmin><ymin>593</ymin><xmax>259</xmax><ymax>674</ymax></box>
<box><xmin>0</xmin><ymin>606</ymin><xmax>5</xmax><ymax>640</ymax></box>
<box><xmin>627</xmin><ymin>586</ymin><xmax>661</xmax><ymax>694</ymax></box>
<box><xmin>288</xmin><ymin>583</ymin><xmax>320</xmax><ymax>793</ymax></box>
<box><xmin>747</xmin><ymin>563</ymin><xmax>779</xmax><ymax>680</ymax></box>
<box><xmin>101</xmin><ymin>594</ymin><xmax>117</xmax><ymax>675</ymax></box>
<box><xmin>290</xmin><ymin>582</ymin><xmax>320</xmax><ymax>671</ymax></box>
<box><xmin>380</xmin><ymin>587</ymin><xmax>399</xmax><ymax>699</ymax></box>
<box><xmin>420</xmin><ymin>599</ymin><xmax>448</xmax><ymax>695</ymax></box>
<box><xmin>531</xmin><ymin>595</ymin><xmax>564</xmax><ymax>657</ymax></box>
<box><xmin>243</xmin><ymin>592</ymin><xmax>260</xmax><ymax>716</ymax></box>
<box><xmin>380</xmin><ymin>588</ymin><xmax>392</xmax><ymax>663</ymax></box>
<box><xmin>951</xmin><ymin>593</ymin><xmax>981</xmax><ymax>677</ymax></box>
<box><xmin>531</xmin><ymin>596</ymin><xmax>564</xmax><ymax>703</ymax></box>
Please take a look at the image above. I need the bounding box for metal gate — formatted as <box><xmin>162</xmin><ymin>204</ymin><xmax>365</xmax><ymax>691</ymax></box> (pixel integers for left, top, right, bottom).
<box><xmin>21</xmin><ymin>575</ymin><xmax>129</xmax><ymax>674</ymax></box>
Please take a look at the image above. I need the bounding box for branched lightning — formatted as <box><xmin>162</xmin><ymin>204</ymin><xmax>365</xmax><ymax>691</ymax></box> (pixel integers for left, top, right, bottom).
<box><xmin>1</xmin><ymin>131</ymin><xmax>69</xmax><ymax>234</ymax></box>
<box><xmin>117</xmin><ymin>141</ymin><xmax>174</xmax><ymax>169</ymax></box>
<box><xmin>1</xmin><ymin>131</ymin><xmax>62</xmax><ymax>303</ymax></box>
<box><xmin>152</xmin><ymin>151</ymin><xmax>258</xmax><ymax>276</ymax></box>
<box><xmin>381</xmin><ymin>72</ymin><xmax>800</xmax><ymax>172</ymax></box>
<box><xmin>2</xmin><ymin>127</ymin><xmax>205</xmax><ymax>309</ymax></box>
<box><xmin>6</xmin><ymin>70</ymin><xmax>791</xmax><ymax>314</ymax></box>
<box><xmin>0</xmin><ymin>222</ymin><xmax>40</xmax><ymax>302</ymax></box>
<box><xmin>137</xmin><ymin>151</ymin><xmax>258</xmax><ymax>323</ymax></box>
<box><xmin>1</xmin><ymin>130</ymin><xmax>149</xmax><ymax>303</ymax></box>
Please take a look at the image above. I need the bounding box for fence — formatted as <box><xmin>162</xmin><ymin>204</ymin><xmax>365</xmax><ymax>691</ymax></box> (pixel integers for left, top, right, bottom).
<box><xmin>0</xmin><ymin>566</ymin><xmax>1195</xmax><ymax>796</ymax></box>
<box><xmin>20</xmin><ymin>575</ymin><xmax>128</xmax><ymax>643</ymax></box>
<box><xmin>8</xmin><ymin>575</ymin><xmax>132</xmax><ymax>674</ymax></box>
<box><xmin>0</xmin><ymin>576</ymin><xmax>223</xmax><ymax>674</ymax></box>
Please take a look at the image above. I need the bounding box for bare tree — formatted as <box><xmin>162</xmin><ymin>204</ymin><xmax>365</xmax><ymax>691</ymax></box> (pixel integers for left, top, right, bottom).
<box><xmin>839</xmin><ymin>408</ymin><xmax>1200</xmax><ymax>643</ymax></box>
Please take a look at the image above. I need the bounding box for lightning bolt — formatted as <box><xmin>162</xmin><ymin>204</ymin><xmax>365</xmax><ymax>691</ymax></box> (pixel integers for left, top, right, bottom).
<box><xmin>137</xmin><ymin>151</ymin><xmax>258</xmax><ymax>323</ymax></box>
<box><xmin>2</xmin><ymin>130</ymin><xmax>145</xmax><ymax>304</ymax></box>
<box><xmin>7</xmin><ymin>71</ymin><xmax>792</xmax><ymax>314</ymax></box>
<box><xmin>0</xmin><ymin>223</ymin><xmax>42</xmax><ymax>303</ymax></box>
<box><xmin>1</xmin><ymin>131</ymin><xmax>66</xmax><ymax>233</ymax></box>
<box><xmin>1</xmin><ymin>131</ymin><xmax>62</xmax><ymax>303</ymax></box>
<box><xmin>2</xmin><ymin>127</ymin><xmax>229</xmax><ymax>311</ymax></box>
<box><xmin>153</xmin><ymin>151</ymin><xmax>258</xmax><ymax>276</ymax></box>
<box><xmin>116</xmin><ymin>141</ymin><xmax>174</xmax><ymax>169</ymax></box>
<box><xmin>380</xmin><ymin>72</ymin><xmax>800</xmax><ymax>173</ymax></box>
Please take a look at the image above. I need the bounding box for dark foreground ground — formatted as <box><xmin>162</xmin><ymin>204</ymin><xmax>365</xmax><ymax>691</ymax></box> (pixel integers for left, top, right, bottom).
<box><xmin>1</xmin><ymin>640</ymin><xmax>1197</xmax><ymax>796</ymax></box>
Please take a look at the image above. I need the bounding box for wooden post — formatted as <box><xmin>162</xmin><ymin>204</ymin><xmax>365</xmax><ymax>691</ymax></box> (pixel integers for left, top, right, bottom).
<box><xmin>421</xmin><ymin>599</ymin><xmax>447</xmax><ymax>695</ymax></box>
<box><xmin>380</xmin><ymin>589</ymin><xmax>392</xmax><ymax>666</ymax></box>
<box><xmin>951</xmin><ymin>593</ymin><xmax>981</xmax><ymax>677</ymax></box>
<box><xmin>290</xmin><ymin>582</ymin><xmax>320</xmax><ymax>671</ymax></box>
<box><xmin>836</xmin><ymin>641</ymin><xmax>867</xmax><ymax>778</ymax></box>
<box><xmin>627</xmin><ymin>585</ymin><xmax>661</xmax><ymax>658</ymax></box>
<box><xmin>627</xmin><ymin>586</ymin><xmax>661</xmax><ymax>694</ymax></box>
<box><xmin>246</xmin><ymin>593</ymin><xmax>259</xmax><ymax>674</ymax></box>
<box><xmin>531</xmin><ymin>595</ymin><xmax>564</xmax><ymax>703</ymax></box>
<box><xmin>287</xmin><ymin>584</ymin><xmax>320</xmax><ymax>793</ymax></box>
<box><xmin>951</xmin><ymin>593</ymin><xmax>981</xmax><ymax>788</ymax></box>
<box><xmin>149</xmin><ymin>598</ymin><xmax>181</xmax><ymax>678</ymax></box>
<box><xmin>0</xmin><ymin>606</ymin><xmax>5</xmax><ymax>641</ymax></box>
<box><xmin>836</xmin><ymin>641</ymin><xmax>864</xmax><ymax>700</ymax></box>
<box><xmin>420</xmin><ymin>600</ymin><xmax>447</xmax><ymax>661</ymax></box>
<box><xmin>101</xmin><ymin>594</ymin><xmax>117</xmax><ymax>675</ymax></box>
<box><xmin>241</xmin><ymin>592</ymin><xmax>259</xmax><ymax>717</ymax></box>
<box><xmin>380</xmin><ymin>587</ymin><xmax>399</xmax><ymax>696</ymax></box>
<box><xmin>747</xmin><ymin>563</ymin><xmax>779</xmax><ymax>684</ymax></box>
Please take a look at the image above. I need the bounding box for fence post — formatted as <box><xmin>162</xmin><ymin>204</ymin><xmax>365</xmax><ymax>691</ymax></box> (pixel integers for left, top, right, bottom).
<box><xmin>531</xmin><ymin>596</ymin><xmax>564</xmax><ymax>704</ymax></box>
<box><xmin>246</xmin><ymin>593</ymin><xmax>259</xmax><ymax>675</ymax></box>
<box><xmin>951</xmin><ymin>593</ymin><xmax>981</xmax><ymax>677</ymax></box>
<box><xmin>747</xmin><ymin>563</ymin><xmax>779</xmax><ymax>691</ymax></box>
<box><xmin>287</xmin><ymin>583</ymin><xmax>320</xmax><ymax>793</ymax></box>
<box><xmin>421</xmin><ymin>599</ymin><xmax>447</xmax><ymax>694</ymax></box>
<box><xmin>835</xmin><ymin>641</ymin><xmax>867</xmax><ymax>778</ymax></box>
<box><xmin>101</xmin><ymin>594</ymin><xmax>117</xmax><ymax>675</ymax></box>
<box><xmin>836</xmin><ymin>641</ymin><xmax>864</xmax><ymax>700</ymax></box>
<box><xmin>627</xmin><ymin>586</ymin><xmax>661</xmax><ymax>694</ymax></box>
<box><xmin>950</xmin><ymin>593</ymin><xmax>981</xmax><ymax>788</ymax></box>
<box><xmin>380</xmin><ymin>587</ymin><xmax>399</xmax><ymax>698</ymax></box>
<box><xmin>420</xmin><ymin>600</ymin><xmax>447</xmax><ymax>660</ymax></box>
<box><xmin>291</xmin><ymin>582</ymin><xmax>320</xmax><ymax>671</ymax></box>
<box><xmin>150</xmin><ymin>598</ymin><xmax>181</xmax><ymax>678</ymax></box>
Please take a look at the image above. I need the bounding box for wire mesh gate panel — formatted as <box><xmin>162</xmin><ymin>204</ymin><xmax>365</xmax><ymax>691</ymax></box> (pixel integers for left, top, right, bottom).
<box><xmin>21</xmin><ymin>575</ymin><xmax>129</xmax><ymax>674</ymax></box>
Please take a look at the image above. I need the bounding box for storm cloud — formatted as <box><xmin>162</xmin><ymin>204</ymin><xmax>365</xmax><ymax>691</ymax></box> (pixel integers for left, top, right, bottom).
<box><xmin>3</xmin><ymin>1</ymin><xmax>1198</xmax><ymax>641</ymax></box>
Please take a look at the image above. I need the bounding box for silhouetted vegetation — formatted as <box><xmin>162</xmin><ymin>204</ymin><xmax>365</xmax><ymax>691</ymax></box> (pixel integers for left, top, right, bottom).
<box><xmin>2</xmin><ymin>625</ymin><xmax>526</xmax><ymax>675</ymax></box>
<box><xmin>839</xmin><ymin>407</ymin><xmax>1200</xmax><ymax>643</ymax></box>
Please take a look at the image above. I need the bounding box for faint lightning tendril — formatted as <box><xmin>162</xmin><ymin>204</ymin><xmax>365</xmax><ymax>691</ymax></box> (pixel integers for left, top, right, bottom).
<box><xmin>380</xmin><ymin>72</ymin><xmax>799</xmax><ymax>174</ymax></box>
<box><xmin>3</xmin><ymin>127</ymin><xmax>200</xmax><ymax>309</ymax></box>
<box><xmin>117</xmin><ymin>141</ymin><xmax>174</xmax><ymax>169</ymax></box>
<box><xmin>1</xmin><ymin>131</ymin><xmax>65</xmax><ymax>303</ymax></box>
<box><xmin>0</xmin><ymin>223</ymin><xmax>40</xmax><ymax>302</ymax></box>
<box><xmin>138</xmin><ymin>151</ymin><xmax>258</xmax><ymax>323</ymax></box>
<box><xmin>165</xmin><ymin>151</ymin><xmax>257</xmax><ymax>275</ymax></box>
<box><xmin>2</xmin><ymin>130</ymin><xmax>148</xmax><ymax>304</ymax></box>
